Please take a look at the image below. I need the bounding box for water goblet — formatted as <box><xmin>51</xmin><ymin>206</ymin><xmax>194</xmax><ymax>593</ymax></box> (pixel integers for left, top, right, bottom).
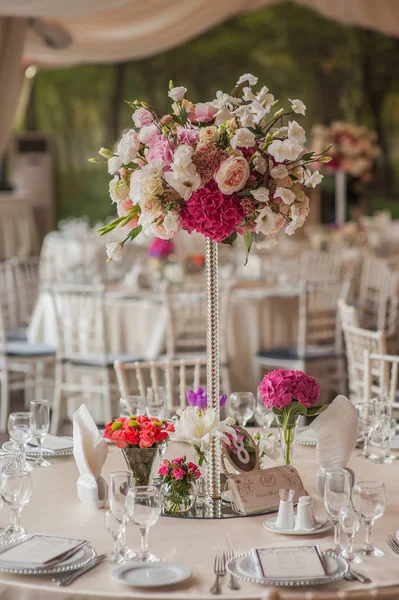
<box><xmin>254</xmin><ymin>391</ymin><xmax>274</xmax><ymax>429</ymax></box>
<box><xmin>371</xmin><ymin>415</ymin><xmax>393</xmax><ymax>464</ymax></box>
<box><xmin>355</xmin><ymin>402</ymin><xmax>374</xmax><ymax>459</ymax></box>
<box><xmin>7</xmin><ymin>412</ymin><xmax>36</xmax><ymax>472</ymax></box>
<box><xmin>228</xmin><ymin>392</ymin><xmax>256</xmax><ymax>427</ymax></box>
<box><xmin>146</xmin><ymin>387</ymin><xmax>165</xmax><ymax>419</ymax></box>
<box><xmin>110</xmin><ymin>471</ymin><xmax>135</xmax><ymax>560</ymax></box>
<box><xmin>339</xmin><ymin>506</ymin><xmax>361</xmax><ymax>563</ymax></box>
<box><xmin>324</xmin><ymin>468</ymin><xmax>351</xmax><ymax>554</ymax></box>
<box><xmin>1</xmin><ymin>468</ymin><xmax>33</xmax><ymax>540</ymax></box>
<box><xmin>120</xmin><ymin>395</ymin><xmax>146</xmax><ymax>418</ymax></box>
<box><xmin>352</xmin><ymin>480</ymin><xmax>387</xmax><ymax>557</ymax></box>
<box><xmin>105</xmin><ymin>510</ymin><xmax>125</xmax><ymax>564</ymax></box>
<box><xmin>29</xmin><ymin>400</ymin><xmax>51</xmax><ymax>467</ymax></box>
<box><xmin>125</xmin><ymin>485</ymin><xmax>161</xmax><ymax>562</ymax></box>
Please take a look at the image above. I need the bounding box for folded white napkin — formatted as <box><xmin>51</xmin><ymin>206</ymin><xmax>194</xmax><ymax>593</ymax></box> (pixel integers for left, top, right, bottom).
<box><xmin>73</xmin><ymin>404</ymin><xmax>108</xmax><ymax>508</ymax></box>
<box><xmin>310</xmin><ymin>395</ymin><xmax>358</xmax><ymax>469</ymax></box>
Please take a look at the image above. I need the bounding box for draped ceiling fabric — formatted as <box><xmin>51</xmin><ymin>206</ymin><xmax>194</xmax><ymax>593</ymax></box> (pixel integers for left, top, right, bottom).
<box><xmin>0</xmin><ymin>0</ymin><xmax>398</xmax><ymax>68</ymax></box>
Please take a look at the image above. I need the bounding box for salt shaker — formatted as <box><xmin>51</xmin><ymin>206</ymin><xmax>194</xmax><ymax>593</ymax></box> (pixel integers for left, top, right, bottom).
<box><xmin>275</xmin><ymin>489</ymin><xmax>295</xmax><ymax>530</ymax></box>
<box><xmin>294</xmin><ymin>496</ymin><xmax>316</xmax><ymax>530</ymax></box>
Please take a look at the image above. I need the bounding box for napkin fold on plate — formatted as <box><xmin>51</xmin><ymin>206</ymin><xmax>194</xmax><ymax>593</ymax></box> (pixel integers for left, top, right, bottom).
<box><xmin>310</xmin><ymin>395</ymin><xmax>359</xmax><ymax>469</ymax></box>
<box><xmin>73</xmin><ymin>404</ymin><xmax>108</xmax><ymax>508</ymax></box>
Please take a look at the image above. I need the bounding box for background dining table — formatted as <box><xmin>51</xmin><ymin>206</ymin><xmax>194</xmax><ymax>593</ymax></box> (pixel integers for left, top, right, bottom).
<box><xmin>0</xmin><ymin>438</ymin><xmax>398</xmax><ymax>600</ymax></box>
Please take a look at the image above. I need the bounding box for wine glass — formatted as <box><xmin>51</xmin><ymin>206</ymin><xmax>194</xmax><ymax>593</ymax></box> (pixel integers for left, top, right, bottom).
<box><xmin>339</xmin><ymin>506</ymin><xmax>361</xmax><ymax>563</ymax></box>
<box><xmin>254</xmin><ymin>391</ymin><xmax>274</xmax><ymax>429</ymax></box>
<box><xmin>125</xmin><ymin>486</ymin><xmax>161</xmax><ymax>562</ymax></box>
<box><xmin>324</xmin><ymin>468</ymin><xmax>351</xmax><ymax>554</ymax></box>
<box><xmin>120</xmin><ymin>395</ymin><xmax>146</xmax><ymax>418</ymax></box>
<box><xmin>146</xmin><ymin>387</ymin><xmax>165</xmax><ymax>419</ymax></box>
<box><xmin>371</xmin><ymin>415</ymin><xmax>393</xmax><ymax>464</ymax></box>
<box><xmin>7</xmin><ymin>413</ymin><xmax>36</xmax><ymax>472</ymax></box>
<box><xmin>1</xmin><ymin>468</ymin><xmax>33</xmax><ymax>540</ymax></box>
<box><xmin>110</xmin><ymin>471</ymin><xmax>135</xmax><ymax>560</ymax></box>
<box><xmin>29</xmin><ymin>400</ymin><xmax>51</xmax><ymax>468</ymax></box>
<box><xmin>105</xmin><ymin>510</ymin><xmax>125</xmax><ymax>564</ymax></box>
<box><xmin>352</xmin><ymin>480</ymin><xmax>387</xmax><ymax>557</ymax></box>
<box><xmin>228</xmin><ymin>392</ymin><xmax>256</xmax><ymax>427</ymax></box>
<box><xmin>355</xmin><ymin>401</ymin><xmax>374</xmax><ymax>459</ymax></box>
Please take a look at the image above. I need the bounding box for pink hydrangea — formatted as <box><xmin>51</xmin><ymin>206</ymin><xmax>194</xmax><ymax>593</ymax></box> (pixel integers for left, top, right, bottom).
<box><xmin>176</xmin><ymin>126</ymin><xmax>199</xmax><ymax>146</ymax></box>
<box><xmin>146</xmin><ymin>136</ymin><xmax>175</xmax><ymax>165</ymax></box>
<box><xmin>258</xmin><ymin>369</ymin><xmax>320</xmax><ymax>410</ymax></box>
<box><xmin>181</xmin><ymin>181</ymin><xmax>244</xmax><ymax>243</ymax></box>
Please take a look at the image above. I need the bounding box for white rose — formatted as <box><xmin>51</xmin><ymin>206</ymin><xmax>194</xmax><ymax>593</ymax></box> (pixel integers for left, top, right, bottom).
<box><xmin>275</xmin><ymin>187</ymin><xmax>295</xmax><ymax>205</ymax></box>
<box><xmin>255</xmin><ymin>205</ymin><xmax>279</xmax><ymax>236</ymax></box>
<box><xmin>106</xmin><ymin>242</ymin><xmax>123</xmax><ymax>262</ymax></box>
<box><xmin>289</xmin><ymin>99</ymin><xmax>306</xmax><ymax>116</ymax></box>
<box><xmin>231</xmin><ymin>128</ymin><xmax>256</xmax><ymax>150</ymax></box>
<box><xmin>304</xmin><ymin>170</ymin><xmax>323</xmax><ymax>188</ymax></box>
<box><xmin>117</xmin><ymin>129</ymin><xmax>140</xmax><ymax>164</ymax></box>
<box><xmin>237</xmin><ymin>73</ymin><xmax>258</xmax><ymax>86</ymax></box>
<box><xmin>251</xmin><ymin>187</ymin><xmax>269</xmax><ymax>203</ymax></box>
<box><xmin>215</xmin><ymin>155</ymin><xmax>250</xmax><ymax>195</ymax></box>
<box><xmin>268</xmin><ymin>139</ymin><xmax>302</xmax><ymax>162</ymax></box>
<box><xmin>138</xmin><ymin>123</ymin><xmax>159</xmax><ymax>144</ymax></box>
<box><xmin>168</xmin><ymin>86</ymin><xmax>187</xmax><ymax>102</ymax></box>
<box><xmin>270</xmin><ymin>164</ymin><xmax>289</xmax><ymax>179</ymax></box>
<box><xmin>109</xmin><ymin>176</ymin><xmax>129</xmax><ymax>204</ymax></box>
<box><xmin>199</xmin><ymin>126</ymin><xmax>220</xmax><ymax>143</ymax></box>
<box><xmin>288</xmin><ymin>120</ymin><xmax>306</xmax><ymax>146</ymax></box>
<box><xmin>108</xmin><ymin>156</ymin><xmax>122</xmax><ymax>174</ymax></box>
<box><xmin>164</xmin><ymin>165</ymin><xmax>201</xmax><ymax>200</ymax></box>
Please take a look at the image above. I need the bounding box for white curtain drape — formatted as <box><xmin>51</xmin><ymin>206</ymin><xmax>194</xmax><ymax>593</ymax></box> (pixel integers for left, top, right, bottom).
<box><xmin>0</xmin><ymin>17</ymin><xmax>26</xmax><ymax>156</ymax></box>
<box><xmin>0</xmin><ymin>0</ymin><xmax>398</xmax><ymax>68</ymax></box>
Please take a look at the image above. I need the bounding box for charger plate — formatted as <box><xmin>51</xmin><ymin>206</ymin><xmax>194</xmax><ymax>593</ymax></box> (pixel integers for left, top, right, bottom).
<box><xmin>2</xmin><ymin>438</ymin><xmax>73</xmax><ymax>458</ymax></box>
<box><xmin>227</xmin><ymin>550</ymin><xmax>348</xmax><ymax>587</ymax></box>
<box><xmin>0</xmin><ymin>544</ymin><xmax>95</xmax><ymax>575</ymax></box>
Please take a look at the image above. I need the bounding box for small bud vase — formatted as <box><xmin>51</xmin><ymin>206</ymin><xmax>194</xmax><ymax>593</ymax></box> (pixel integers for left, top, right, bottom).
<box><xmin>276</xmin><ymin>415</ymin><xmax>300</xmax><ymax>466</ymax></box>
<box><xmin>161</xmin><ymin>482</ymin><xmax>197</xmax><ymax>515</ymax></box>
<box><xmin>122</xmin><ymin>447</ymin><xmax>158</xmax><ymax>487</ymax></box>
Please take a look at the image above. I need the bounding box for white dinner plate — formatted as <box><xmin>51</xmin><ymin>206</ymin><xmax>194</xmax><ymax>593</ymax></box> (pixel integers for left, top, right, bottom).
<box><xmin>112</xmin><ymin>561</ymin><xmax>192</xmax><ymax>588</ymax></box>
<box><xmin>263</xmin><ymin>516</ymin><xmax>332</xmax><ymax>535</ymax></box>
<box><xmin>227</xmin><ymin>549</ymin><xmax>348</xmax><ymax>587</ymax></box>
<box><xmin>2</xmin><ymin>439</ymin><xmax>74</xmax><ymax>458</ymax></box>
<box><xmin>0</xmin><ymin>544</ymin><xmax>95</xmax><ymax>575</ymax></box>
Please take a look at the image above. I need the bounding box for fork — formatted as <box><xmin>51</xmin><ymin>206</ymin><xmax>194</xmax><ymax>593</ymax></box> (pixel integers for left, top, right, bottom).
<box><xmin>225</xmin><ymin>550</ymin><xmax>240</xmax><ymax>590</ymax></box>
<box><xmin>386</xmin><ymin>534</ymin><xmax>399</xmax><ymax>554</ymax></box>
<box><xmin>210</xmin><ymin>552</ymin><xmax>226</xmax><ymax>595</ymax></box>
<box><xmin>52</xmin><ymin>554</ymin><xmax>107</xmax><ymax>586</ymax></box>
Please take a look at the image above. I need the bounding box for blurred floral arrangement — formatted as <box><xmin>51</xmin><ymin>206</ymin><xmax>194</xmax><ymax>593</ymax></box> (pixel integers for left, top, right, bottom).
<box><xmin>92</xmin><ymin>73</ymin><xmax>329</xmax><ymax>261</ymax></box>
<box><xmin>312</xmin><ymin>121</ymin><xmax>380</xmax><ymax>182</ymax></box>
<box><xmin>148</xmin><ymin>238</ymin><xmax>175</xmax><ymax>259</ymax></box>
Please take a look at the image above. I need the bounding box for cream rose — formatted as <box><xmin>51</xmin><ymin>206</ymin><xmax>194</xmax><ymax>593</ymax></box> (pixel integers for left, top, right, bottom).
<box><xmin>199</xmin><ymin>126</ymin><xmax>220</xmax><ymax>143</ymax></box>
<box><xmin>140</xmin><ymin>196</ymin><xmax>162</xmax><ymax>214</ymax></box>
<box><xmin>142</xmin><ymin>177</ymin><xmax>163</xmax><ymax>196</ymax></box>
<box><xmin>215</xmin><ymin>155</ymin><xmax>250</xmax><ymax>195</ymax></box>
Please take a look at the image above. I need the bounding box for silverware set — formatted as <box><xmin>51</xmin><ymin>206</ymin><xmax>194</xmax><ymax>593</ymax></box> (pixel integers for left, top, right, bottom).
<box><xmin>386</xmin><ymin>534</ymin><xmax>399</xmax><ymax>555</ymax></box>
<box><xmin>211</xmin><ymin>551</ymin><xmax>239</xmax><ymax>594</ymax></box>
<box><xmin>51</xmin><ymin>553</ymin><xmax>107</xmax><ymax>586</ymax></box>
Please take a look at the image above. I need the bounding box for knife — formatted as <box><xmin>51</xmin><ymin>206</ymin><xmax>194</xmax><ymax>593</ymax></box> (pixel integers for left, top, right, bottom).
<box><xmin>52</xmin><ymin>554</ymin><xmax>107</xmax><ymax>586</ymax></box>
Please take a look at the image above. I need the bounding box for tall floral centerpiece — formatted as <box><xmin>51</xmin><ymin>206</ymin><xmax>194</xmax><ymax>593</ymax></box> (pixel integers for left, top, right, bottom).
<box><xmin>93</xmin><ymin>74</ymin><xmax>327</xmax><ymax>498</ymax></box>
<box><xmin>258</xmin><ymin>369</ymin><xmax>322</xmax><ymax>465</ymax></box>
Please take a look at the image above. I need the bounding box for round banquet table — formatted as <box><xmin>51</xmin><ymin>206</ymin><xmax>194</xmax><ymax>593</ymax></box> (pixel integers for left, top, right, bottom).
<box><xmin>1</xmin><ymin>441</ymin><xmax>398</xmax><ymax>600</ymax></box>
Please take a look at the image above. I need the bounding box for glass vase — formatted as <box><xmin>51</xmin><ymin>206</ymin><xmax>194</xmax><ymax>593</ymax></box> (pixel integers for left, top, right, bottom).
<box><xmin>161</xmin><ymin>482</ymin><xmax>197</xmax><ymax>515</ymax></box>
<box><xmin>277</xmin><ymin>417</ymin><xmax>299</xmax><ymax>466</ymax></box>
<box><xmin>122</xmin><ymin>447</ymin><xmax>158</xmax><ymax>487</ymax></box>
<box><xmin>195</xmin><ymin>454</ymin><xmax>212</xmax><ymax>507</ymax></box>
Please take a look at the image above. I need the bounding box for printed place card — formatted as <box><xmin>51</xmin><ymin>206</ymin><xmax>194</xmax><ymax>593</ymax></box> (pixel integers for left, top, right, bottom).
<box><xmin>254</xmin><ymin>545</ymin><xmax>327</xmax><ymax>579</ymax></box>
<box><xmin>228</xmin><ymin>465</ymin><xmax>307</xmax><ymax>515</ymax></box>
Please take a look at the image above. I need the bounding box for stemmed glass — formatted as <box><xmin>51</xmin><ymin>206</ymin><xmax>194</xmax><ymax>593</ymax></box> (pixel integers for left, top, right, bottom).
<box><xmin>29</xmin><ymin>400</ymin><xmax>51</xmax><ymax>468</ymax></box>
<box><xmin>109</xmin><ymin>471</ymin><xmax>135</xmax><ymax>561</ymax></box>
<box><xmin>120</xmin><ymin>395</ymin><xmax>146</xmax><ymax>418</ymax></box>
<box><xmin>7</xmin><ymin>413</ymin><xmax>36</xmax><ymax>472</ymax></box>
<box><xmin>146</xmin><ymin>387</ymin><xmax>165</xmax><ymax>419</ymax></box>
<box><xmin>1</xmin><ymin>468</ymin><xmax>33</xmax><ymax>540</ymax></box>
<box><xmin>324</xmin><ymin>468</ymin><xmax>351</xmax><ymax>554</ymax></box>
<box><xmin>125</xmin><ymin>486</ymin><xmax>161</xmax><ymax>562</ymax></box>
<box><xmin>355</xmin><ymin>401</ymin><xmax>374</xmax><ymax>459</ymax></box>
<box><xmin>254</xmin><ymin>391</ymin><xmax>274</xmax><ymax>429</ymax></box>
<box><xmin>371</xmin><ymin>415</ymin><xmax>394</xmax><ymax>464</ymax></box>
<box><xmin>228</xmin><ymin>392</ymin><xmax>256</xmax><ymax>427</ymax></box>
<box><xmin>105</xmin><ymin>510</ymin><xmax>125</xmax><ymax>564</ymax></box>
<box><xmin>352</xmin><ymin>480</ymin><xmax>387</xmax><ymax>557</ymax></box>
<box><xmin>339</xmin><ymin>506</ymin><xmax>361</xmax><ymax>563</ymax></box>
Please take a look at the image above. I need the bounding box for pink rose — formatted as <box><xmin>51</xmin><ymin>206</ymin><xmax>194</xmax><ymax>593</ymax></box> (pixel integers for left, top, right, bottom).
<box><xmin>188</xmin><ymin>103</ymin><xmax>217</xmax><ymax>124</ymax></box>
<box><xmin>172</xmin><ymin>468</ymin><xmax>185</xmax><ymax>481</ymax></box>
<box><xmin>158</xmin><ymin>464</ymin><xmax>170</xmax><ymax>477</ymax></box>
<box><xmin>146</xmin><ymin>136</ymin><xmax>174</xmax><ymax>165</ymax></box>
<box><xmin>215</xmin><ymin>155</ymin><xmax>250</xmax><ymax>195</ymax></box>
<box><xmin>139</xmin><ymin>430</ymin><xmax>156</xmax><ymax>448</ymax></box>
<box><xmin>112</xmin><ymin>429</ymin><xmax>129</xmax><ymax>448</ymax></box>
<box><xmin>133</xmin><ymin>108</ymin><xmax>154</xmax><ymax>128</ymax></box>
<box><xmin>171</xmin><ymin>457</ymin><xmax>183</xmax><ymax>465</ymax></box>
<box><xmin>177</xmin><ymin>126</ymin><xmax>199</xmax><ymax>146</ymax></box>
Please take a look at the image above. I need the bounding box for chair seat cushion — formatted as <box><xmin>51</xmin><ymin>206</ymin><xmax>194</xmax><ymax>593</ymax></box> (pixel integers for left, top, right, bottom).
<box><xmin>65</xmin><ymin>354</ymin><xmax>142</xmax><ymax>368</ymax></box>
<box><xmin>7</xmin><ymin>328</ymin><xmax>28</xmax><ymax>342</ymax></box>
<box><xmin>257</xmin><ymin>347</ymin><xmax>344</xmax><ymax>361</ymax></box>
<box><xmin>6</xmin><ymin>341</ymin><xmax>56</xmax><ymax>357</ymax></box>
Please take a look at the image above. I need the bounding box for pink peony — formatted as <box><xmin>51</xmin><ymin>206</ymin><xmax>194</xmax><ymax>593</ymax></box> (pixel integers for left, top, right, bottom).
<box><xmin>176</xmin><ymin>126</ymin><xmax>199</xmax><ymax>146</ymax></box>
<box><xmin>133</xmin><ymin>108</ymin><xmax>154</xmax><ymax>128</ymax></box>
<box><xmin>172</xmin><ymin>468</ymin><xmax>185</xmax><ymax>480</ymax></box>
<box><xmin>146</xmin><ymin>136</ymin><xmax>175</xmax><ymax>165</ymax></box>
<box><xmin>181</xmin><ymin>181</ymin><xmax>244</xmax><ymax>243</ymax></box>
<box><xmin>188</xmin><ymin>103</ymin><xmax>217</xmax><ymax>124</ymax></box>
<box><xmin>258</xmin><ymin>369</ymin><xmax>320</xmax><ymax>410</ymax></box>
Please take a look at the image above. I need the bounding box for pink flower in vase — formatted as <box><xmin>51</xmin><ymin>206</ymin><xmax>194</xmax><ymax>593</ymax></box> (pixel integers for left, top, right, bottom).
<box><xmin>172</xmin><ymin>468</ymin><xmax>185</xmax><ymax>480</ymax></box>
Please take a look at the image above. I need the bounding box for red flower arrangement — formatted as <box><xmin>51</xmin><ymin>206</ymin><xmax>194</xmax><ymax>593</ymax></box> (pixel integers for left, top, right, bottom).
<box><xmin>103</xmin><ymin>415</ymin><xmax>175</xmax><ymax>449</ymax></box>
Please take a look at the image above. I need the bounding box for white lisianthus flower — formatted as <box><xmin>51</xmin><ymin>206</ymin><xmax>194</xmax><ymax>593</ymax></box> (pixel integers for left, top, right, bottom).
<box><xmin>162</xmin><ymin>211</ymin><xmax>181</xmax><ymax>236</ymax></box>
<box><xmin>212</xmin><ymin>90</ymin><xmax>232</xmax><ymax>108</ymax></box>
<box><xmin>138</xmin><ymin>210</ymin><xmax>158</xmax><ymax>236</ymax></box>
<box><xmin>251</xmin><ymin>186</ymin><xmax>269</xmax><ymax>203</ymax></box>
<box><xmin>106</xmin><ymin>242</ymin><xmax>123</xmax><ymax>262</ymax></box>
<box><xmin>270</xmin><ymin>164</ymin><xmax>289</xmax><ymax>180</ymax></box>
<box><xmin>252</xmin><ymin>154</ymin><xmax>267</xmax><ymax>174</ymax></box>
<box><xmin>249</xmin><ymin>100</ymin><xmax>268</xmax><ymax>124</ymax></box>
<box><xmin>138</xmin><ymin>123</ymin><xmax>159</xmax><ymax>144</ymax></box>
<box><xmin>231</xmin><ymin>128</ymin><xmax>256</xmax><ymax>149</ymax></box>
<box><xmin>268</xmin><ymin>139</ymin><xmax>302</xmax><ymax>162</ymax></box>
<box><xmin>170</xmin><ymin>406</ymin><xmax>237</xmax><ymax>453</ymax></box>
<box><xmin>107</xmin><ymin>156</ymin><xmax>122</xmax><ymax>174</ymax></box>
<box><xmin>234</xmin><ymin>106</ymin><xmax>255</xmax><ymax>128</ymax></box>
<box><xmin>289</xmin><ymin>98</ymin><xmax>306</xmax><ymax>116</ymax></box>
<box><xmin>304</xmin><ymin>170</ymin><xmax>323</xmax><ymax>188</ymax></box>
<box><xmin>164</xmin><ymin>165</ymin><xmax>201</xmax><ymax>200</ymax></box>
<box><xmin>243</xmin><ymin>87</ymin><xmax>257</xmax><ymax>102</ymax></box>
<box><xmin>109</xmin><ymin>176</ymin><xmax>129</xmax><ymax>204</ymax></box>
<box><xmin>255</xmin><ymin>205</ymin><xmax>279</xmax><ymax>235</ymax></box>
<box><xmin>214</xmin><ymin>106</ymin><xmax>234</xmax><ymax>125</ymax></box>
<box><xmin>237</xmin><ymin>73</ymin><xmax>258</xmax><ymax>86</ymax></box>
<box><xmin>141</xmin><ymin>158</ymin><xmax>165</xmax><ymax>179</ymax></box>
<box><xmin>168</xmin><ymin>86</ymin><xmax>187</xmax><ymax>102</ymax></box>
<box><xmin>288</xmin><ymin>120</ymin><xmax>306</xmax><ymax>146</ymax></box>
<box><xmin>275</xmin><ymin>186</ymin><xmax>296</xmax><ymax>205</ymax></box>
<box><xmin>173</xmin><ymin>144</ymin><xmax>195</xmax><ymax>171</ymax></box>
<box><xmin>285</xmin><ymin>205</ymin><xmax>305</xmax><ymax>236</ymax></box>
<box><xmin>117</xmin><ymin>129</ymin><xmax>140</xmax><ymax>164</ymax></box>
<box><xmin>257</xmin><ymin>86</ymin><xmax>270</xmax><ymax>102</ymax></box>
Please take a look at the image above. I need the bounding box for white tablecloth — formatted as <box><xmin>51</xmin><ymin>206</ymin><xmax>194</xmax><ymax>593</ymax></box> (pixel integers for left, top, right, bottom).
<box><xmin>0</xmin><ymin>441</ymin><xmax>398</xmax><ymax>599</ymax></box>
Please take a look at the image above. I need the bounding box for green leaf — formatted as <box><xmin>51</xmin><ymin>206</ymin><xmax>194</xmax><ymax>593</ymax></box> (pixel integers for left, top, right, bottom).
<box><xmin>306</xmin><ymin>405</ymin><xmax>328</xmax><ymax>417</ymax></box>
<box><xmin>122</xmin><ymin>224</ymin><xmax>143</xmax><ymax>245</ymax></box>
<box><xmin>243</xmin><ymin>231</ymin><xmax>253</xmax><ymax>265</ymax></box>
<box><xmin>221</xmin><ymin>232</ymin><xmax>238</xmax><ymax>246</ymax></box>
<box><xmin>300</xmin><ymin>152</ymin><xmax>314</xmax><ymax>161</ymax></box>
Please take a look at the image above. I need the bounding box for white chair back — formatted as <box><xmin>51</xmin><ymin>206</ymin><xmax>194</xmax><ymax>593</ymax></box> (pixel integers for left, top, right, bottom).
<box><xmin>10</xmin><ymin>256</ymin><xmax>40</xmax><ymax>326</ymax></box>
<box><xmin>299</xmin><ymin>251</ymin><xmax>343</xmax><ymax>281</ymax></box>
<box><xmin>364</xmin><ymin>350</ymin><xmax>399</xmax><ymax>407</ymax></box>
<box><xmin>338</xmin><ymin>298</ymin><xmax>360</xmax><ymax>329</ymax></box>
<box><xmin>0</xmin><ymin>262</ymin><xmax>18</xmax><ymax>336</ymax></box>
